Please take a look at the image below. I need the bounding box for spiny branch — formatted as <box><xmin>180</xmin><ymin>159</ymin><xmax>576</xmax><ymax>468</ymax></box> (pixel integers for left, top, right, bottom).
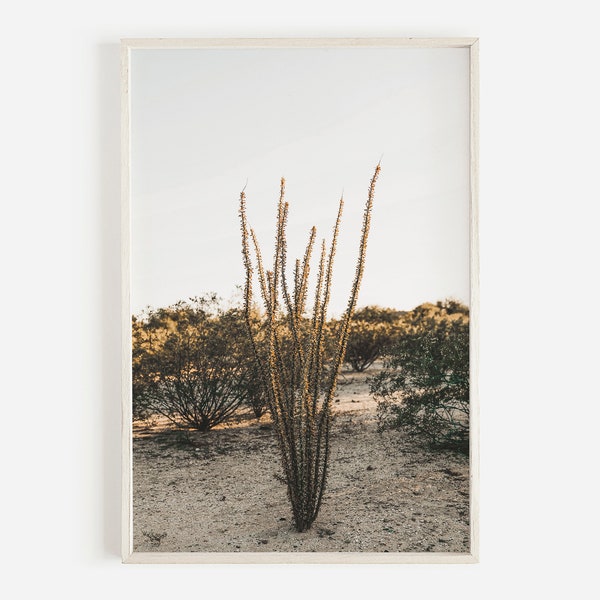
<box><xmin>238</xmin><ymin>164</ymin><xmax>380</xmax><ymax>531</ymax></box>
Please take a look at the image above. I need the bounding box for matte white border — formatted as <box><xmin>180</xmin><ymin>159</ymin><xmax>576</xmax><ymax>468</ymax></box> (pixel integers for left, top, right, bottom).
<box><xmin>121</xmin><ymin>37</ymin><xmax>479</xmax><ymax>564</ymax></box>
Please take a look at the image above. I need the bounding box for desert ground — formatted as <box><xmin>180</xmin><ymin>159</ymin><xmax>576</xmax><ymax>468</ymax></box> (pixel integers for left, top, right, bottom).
<box><xmin>132</xmin><ymin>364</ymin><xmax>470</xmax><ymax>554</ymax></box>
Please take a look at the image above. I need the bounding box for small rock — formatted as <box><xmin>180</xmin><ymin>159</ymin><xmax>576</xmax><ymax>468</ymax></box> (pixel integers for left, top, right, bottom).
<box><xmin>366</xmin><ymin>465</ymin><xmax>375</xmax><ymax>471</ymax></box>
<box><xmin>317</xmin><ymin>527</ymin><xmax>335</xmax><ymax>538</ymax></box>
<box><xmin>259</xmin><ymin>539</ymin><xmax>268</xmax><ymax>545</ymax></box>
<box><xmin>219</xmin><ymin>495</ymin><xmax>226</xmax><ymax>501</ymax></box>
<box><xmin>441</xmin><ymin>468</ymin><xmax>462</xmax><ymax>478</ymax></box>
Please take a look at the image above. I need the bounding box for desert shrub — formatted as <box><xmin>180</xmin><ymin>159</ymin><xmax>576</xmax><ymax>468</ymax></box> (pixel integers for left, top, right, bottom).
<box><xmin>405</xmin><ymin>299</ymin><xmax>468</xmax><ymax>326</ymax></box>
<box><xmin>242</xmin><ymin>310</ymin><xmax>270</xmax><ymax>419</ymax></box>
<box><xmin>239</xmin><ymin>165</ymin><xmax>380</xmax><ymax>531</ymax></box>
<box><xmin>212</xmin><ymin>302</ymin><xmax>270</xmax><ymax>420</ymax></box>
<box><xmin>343</xmin><ymin>306</ymin><xmax>401</xmax><ymax>371</ymax></box>
<box><xmin>370</xmin><ymin>302</ymin><xmax>469</xmax><ymax>453</ymax></box>
<box><xmin>132</xmin><ymin>316</ymin><xmax>154</xmax><ymax>422</ymax></box>
<box><xmin>243</xmin><ymin>362</ymin><xmax>269</xmax><ymax>419</ymax></box>
<box><xmin>352</xmin><ymin>305</ymin><xmax>404</xmax><ymax>324</ymax></box>
<box><xmin>132</xmin><ymin>296</ymin><xmax>259</xmax><ymax>431</ymax></box>
<box><xmin>435</xmin><ymin>299</ymin><xmax>469</xmax><ymax>317</ymax></box>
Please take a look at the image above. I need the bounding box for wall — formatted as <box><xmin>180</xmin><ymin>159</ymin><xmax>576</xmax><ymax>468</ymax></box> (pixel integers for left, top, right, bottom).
<box><xmin>2</xmin><ymin>1</ymin><xmax>599</xmax><ymax>598</ymax></box>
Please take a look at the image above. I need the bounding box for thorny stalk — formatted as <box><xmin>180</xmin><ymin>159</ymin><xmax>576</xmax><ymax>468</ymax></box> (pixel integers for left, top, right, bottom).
<box><xmin>239</xmin><ymin>164</ymin><xmax>380</xmax><ymax>531</ymax></box>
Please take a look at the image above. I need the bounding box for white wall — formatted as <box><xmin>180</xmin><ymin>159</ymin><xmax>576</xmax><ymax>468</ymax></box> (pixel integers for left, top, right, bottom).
<box><xmin>2</xmin><ymin>2</ymin><xmax>599</xmax><ymax>599</ymax></box>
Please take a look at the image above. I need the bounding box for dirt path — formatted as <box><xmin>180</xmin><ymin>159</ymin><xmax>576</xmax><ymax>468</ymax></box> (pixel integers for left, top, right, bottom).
<box><xmin>132</xmin><ymin>366</ymin><xmax>470</xmax><ymax>553</ymax></box>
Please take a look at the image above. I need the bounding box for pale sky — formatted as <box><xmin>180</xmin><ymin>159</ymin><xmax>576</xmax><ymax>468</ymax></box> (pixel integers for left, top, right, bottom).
<box><xmin>130</xmin><ymin>47</ymin><xmax>470</xmax><ymax>317</ymax></box>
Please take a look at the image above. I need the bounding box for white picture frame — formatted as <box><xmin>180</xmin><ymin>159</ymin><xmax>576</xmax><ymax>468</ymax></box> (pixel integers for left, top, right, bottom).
<box><xmin>121</xmin><ymin>36</ymin><xmax>479</xmax><ymax>564</ymax></box>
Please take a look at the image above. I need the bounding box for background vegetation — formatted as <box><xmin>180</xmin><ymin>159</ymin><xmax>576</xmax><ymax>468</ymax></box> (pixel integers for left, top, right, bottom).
<box><xmin>132</xmin><ymin>297</ymin><xmax>470</xmax><ymax>452</ymax></box>
<box><xmin>132</xmin><ymin>295</ymin><xmax>265</xmax><ymax>430</ymax></box>
<box><xmin>343</xmin><ymin>306</ymin><xmax>403</xmax><ymax>372</ymax></box>
<box><xmin>370</xmin><ymin>300</ymin><xmax>470</xmax><ymax>453</ymax></box>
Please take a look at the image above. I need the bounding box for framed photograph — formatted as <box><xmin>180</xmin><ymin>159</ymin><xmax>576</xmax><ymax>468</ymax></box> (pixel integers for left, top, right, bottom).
<box><xmin>121</xmin><ymin>37</ymin><xmax>479</xmax><ymax>564</ymax></box>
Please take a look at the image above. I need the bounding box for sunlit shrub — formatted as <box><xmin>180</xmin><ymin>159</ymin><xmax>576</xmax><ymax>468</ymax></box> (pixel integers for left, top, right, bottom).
<box><xmin>343</xmin><ymin>306</ymin><xmax>401</xmax><ymax>371</ymax></box>
<box><xmin>132</xmin><ymin>296</ymin><xmax>259</xmax><ymax>431</ymax></box>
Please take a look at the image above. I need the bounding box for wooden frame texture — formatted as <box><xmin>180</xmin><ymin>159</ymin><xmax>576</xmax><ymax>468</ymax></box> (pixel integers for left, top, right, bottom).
<box><xmin>121</xmin><ymin>37</ymin><xmax>479</xmax><ymax>564</ymax></box>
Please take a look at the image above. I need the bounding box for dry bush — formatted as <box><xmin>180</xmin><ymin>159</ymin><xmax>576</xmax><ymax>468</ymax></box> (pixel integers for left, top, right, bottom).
<box><xmin>370</xmin><ymin>301</ymin><xmax>470</xmax><ymax>453</ymax></box>
<box><xmin>239</xmin><ymin>165</ymin><xmax>380</xmax><ymax>531</ymax></box>
<box><xmin>132</xmin><ymin>297</ymin><xmax>260</xmax><ymax>431</ymax></box>
<box><xmin>343</xmin><ymin>305</ymin><xmax>403</xmax><ymax>371</ymax></box>
<box><xmin>344</xmin><ymin>321</ymin><xmax>389</xmax><ymax>372</ymax></box>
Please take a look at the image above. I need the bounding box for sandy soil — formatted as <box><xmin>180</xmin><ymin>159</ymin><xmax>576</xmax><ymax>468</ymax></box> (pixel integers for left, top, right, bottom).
<box><xmin>132</xmin><ymin>365</ymin><xmax>470</xmax><ymax>554</ymax></box>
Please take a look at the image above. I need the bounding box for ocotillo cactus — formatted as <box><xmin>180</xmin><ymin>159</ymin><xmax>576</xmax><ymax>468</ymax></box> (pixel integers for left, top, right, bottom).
<box><xmin>239</xmin><ymin>164</ymin><xmax>380</xmax><ymax>532</ymax></box>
